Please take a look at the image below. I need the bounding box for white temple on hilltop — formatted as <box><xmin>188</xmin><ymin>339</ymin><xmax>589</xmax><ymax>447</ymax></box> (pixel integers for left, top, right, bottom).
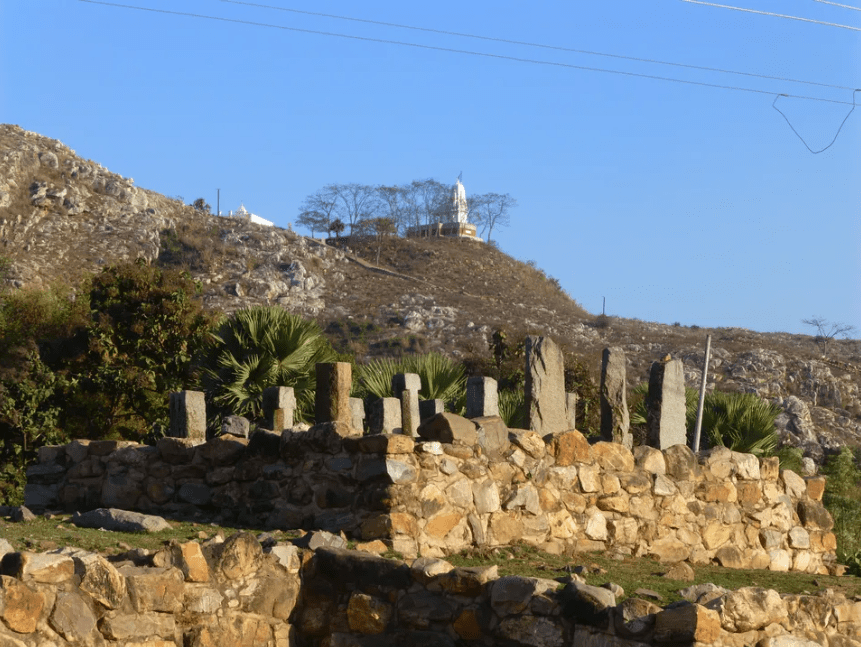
<box><xmin>222</xmin><ymin>203</ymin><xmax>273</xmax><ymax>228</ymax></box>
<box><xmin>406</xmin><ymin>177</ymin><xmax>481</xmax><ymax>241</ymax></box>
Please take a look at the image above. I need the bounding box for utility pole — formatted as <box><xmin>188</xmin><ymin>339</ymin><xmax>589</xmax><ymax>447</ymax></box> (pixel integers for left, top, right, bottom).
<box><xmin>217</xmin><ymin>189</ymin><xmax>220</xmax><ymax>217</ymax></box>
<box><xmin>692</xmin><ymin>334</ymin><xmax>712</xmax><ymax>453</ymax></box>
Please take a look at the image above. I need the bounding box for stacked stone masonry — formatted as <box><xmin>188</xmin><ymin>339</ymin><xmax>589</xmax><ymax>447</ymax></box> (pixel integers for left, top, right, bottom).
<box><xmin>0</xmin><ymin>536</ymin><xmax>859</xmax><ymax>647</ymax></box>
<box><xmin>27</xmin><ymin>416</ymin><xmax>837</xmax><ymax>575</ymax></box>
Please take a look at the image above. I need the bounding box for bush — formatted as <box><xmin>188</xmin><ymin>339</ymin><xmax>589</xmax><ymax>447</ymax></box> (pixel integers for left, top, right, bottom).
<box><xmin>821</xmin><ymin>446</ymin><xmax>861</xmax><ymax>570</ymax></box>
<box><xmin>358</xmin><ymin>353</ymin><xmax>466</xmax><ymax>412</ymax></box>
<box><xmin>201</xmin><ymin>306</ymin><xmax>336</xmax><ymax>425</ymax></box>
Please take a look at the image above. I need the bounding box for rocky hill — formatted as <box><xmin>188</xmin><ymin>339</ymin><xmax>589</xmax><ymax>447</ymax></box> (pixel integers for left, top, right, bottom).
<box><xmin>2</xmin><ymin>123</ymin><xmax>860</xmax><ymax>463</ymax></box>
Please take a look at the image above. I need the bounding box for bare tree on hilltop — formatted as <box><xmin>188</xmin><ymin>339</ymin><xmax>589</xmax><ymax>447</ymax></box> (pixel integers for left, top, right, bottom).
<box><xmin>297</xmin><ymin>186</ymin><xmax>338</xmax><ymax>238</ymax></box>
<box><xmin>802</xmin><ymin>316</ymin><xmax>858</xmax><ymax>355</ymax></box>
<box><xmin>470</xmin><ymin>192</ymin><xmax>517</xmax><ymax>244</ymax></box>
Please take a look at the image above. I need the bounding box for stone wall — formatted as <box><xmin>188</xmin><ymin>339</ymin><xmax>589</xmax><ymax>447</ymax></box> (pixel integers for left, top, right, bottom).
<box><xmin>26</xmin><ymin>415</ymin><xmax>838</xmax><ymax>575</ymax></box>
<box><xmin>0</xmin><ymin>537</ymin><xmax>859</xmax><ymax>647</ymax></box>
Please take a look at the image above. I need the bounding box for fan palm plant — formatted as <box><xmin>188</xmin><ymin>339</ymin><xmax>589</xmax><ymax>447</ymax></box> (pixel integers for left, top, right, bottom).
<box><xmin>201</xmin><ymin>306</ymin><xmax>336</xmax><ymax>423</ymax></box>
<box><xmin>698</xmin><ymin>391</ymin><xmax>780</xmax><ymax>457</ymax></box>
<box><xmin>358</xmin><ymin>352</ymin><xmax>466</xmax><ymax>410</ymax></box>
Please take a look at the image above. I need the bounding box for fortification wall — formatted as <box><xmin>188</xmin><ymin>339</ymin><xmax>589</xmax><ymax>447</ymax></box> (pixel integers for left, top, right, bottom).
<box><xmin>25</xmin><ymin>415</ymin><xmax>838</xmax><ymax>574</ymax></box>
<box><xmin>0</xmin><ymin>536</ymin><xmax>858</xmax><ymax>647</ymax></box>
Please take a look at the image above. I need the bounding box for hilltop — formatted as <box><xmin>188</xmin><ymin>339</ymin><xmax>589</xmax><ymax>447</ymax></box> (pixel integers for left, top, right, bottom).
<box><xmin>1</xmin><ymin>123</ymin><xmax>860</xmax><ymax>462</ymax></box>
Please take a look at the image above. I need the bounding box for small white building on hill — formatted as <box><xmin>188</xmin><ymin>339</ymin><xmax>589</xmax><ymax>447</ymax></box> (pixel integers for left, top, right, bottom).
<box><xmin>222</xmin><ymin>203</ymin><xmax>273</xmax><ymax>227</ymax></box>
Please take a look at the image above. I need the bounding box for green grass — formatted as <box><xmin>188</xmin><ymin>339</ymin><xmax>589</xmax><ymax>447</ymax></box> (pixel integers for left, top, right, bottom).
<box><xmin>2</xmin><ymin>517</ymin><xmax>859</xmax><ymax>606</ymax></box>
<box><xmin>447</xmin><ymin>543</ymin><xmax>861</xmax><ymax>604</ymax></box>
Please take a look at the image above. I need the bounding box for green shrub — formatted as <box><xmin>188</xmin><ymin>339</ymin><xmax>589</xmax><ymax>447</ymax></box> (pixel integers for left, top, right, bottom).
<box><xmin>498</xmin><ymin>388</ymin><xmax>526</xmax><ymax>429</ymax></box>
<box><xmin>201</xmin><ymin>306</ymin><xmax>336</xmax><ymax>425</ymax></box>
<box><xmin>358</xmin><ymin>353</ymin><xmax>466</xmax><ymax>411</ymax></box>
<box><xmin>822</xmin><ymin>446</ymin><xmax>861</xmax><ymax>569</ymax></box>
<box><xmin>696</xmin><ymin>391</ymin><xmax>781</xmax><ymax>457</ymax></box>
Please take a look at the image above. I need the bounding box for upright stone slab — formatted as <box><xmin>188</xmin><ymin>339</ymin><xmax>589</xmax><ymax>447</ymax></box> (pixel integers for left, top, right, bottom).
<box><xmin>401</xmin><ymin>389</ymin><xmax>420</xmax><ymax>438</ymax></box>
<box><xmin>647</xmin><ymin>358</ymin><xmax>687</xmax><ymax>449</ymax></box>
<box><xmin>525</xmin><ymin>336</ymin><xmax>567</xmax><ymax>435</ymax></box>
<box><xmin>392</xmin><ymin>373</ymin><xmax>421</xmax><ymax>437</ymax></box>
<box><xmin>369</xmin><ymin>398</ymin><xmax>402</xmax><ymax>434</ymax></box>
<box><xmin>419</xmin><ymin>399</ymin><xmax>445</xmax><ymax>421</ymax></box>
<box><xmin>169</xmin><ymin>391</ymin><xmax>206</xmax><ymax>440</ymax></box>
<box><xmin>566</xmin><ymin>392</ymin><xmax>578</xmax><ymax>430</ymax></box>
<box><xmin>349</xmin><ymin>397</ymin><xmax>366</xmax><ymax>433</ymax></box>
<box><xmin>263</xmin><ymin>386</ymin><xmax>296</xmax><ymax>431</ymax></box>
<box><xmin>392</xmin><ymin>373</ymin><xmax>422</xmax><ymax>400</ymax></box>
<box><xmin>466</xmin><ymin>377</ymin><xmax>499</xmax><ymax>418</ymax></box>
<box><xmin>315</xmin><ymin>362</ymin><xmax>352</xmax><ymax>425</ymax></box>
<box><xmin>600</xmin><ymin>347</ymin><xmax>632</xmax><ymax>448</ymax></box>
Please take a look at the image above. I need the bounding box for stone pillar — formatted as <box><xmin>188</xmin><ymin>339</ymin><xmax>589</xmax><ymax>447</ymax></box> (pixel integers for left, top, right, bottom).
<box><xmin>315</xmin><ymin>362</ymin><xmax>352</xmax><ymax>425</ymax></box>
<box><xmin>419</xmin><ymin>399</ymin><xmax>445</xmax><ymax>421</ymax></box>
<box><xmin>600</xmin><ymin>347</ymin><xmax>632</xmax><ymax>448</ymax></box>
<box><xmin>566</xmin><ymin>392</ymin><xmax>578</xmax><ymax>431</ymax></box>
<box><xmin>369</xmin><ymin>398</ymin><xmax>402</xmax><ymax>434</ymax></box>
<box><xmin>466</xmin><ymin>376</ymin><xmax>499</xmax><ymax>418</ymax></box>
<box><xmin>169</xmin><ymin>391</ymin><xmax>206</xmax><ymax>440</ymax></box>
<box><xmin>222</xmin><ymin>415</ymin><xmax>250</xmax><ymax>438</ymax></box>
<box><xmin>392</xmin><ymin>373</ymin><xmax>422</xmax><ymax>400</ymax></box>
<box><xmin>263</xmin><ymin>386</ymin><xmax>296</xmax><ymax>431</ymax></box>
<box><xmin>349</xmin><ymin>397</ymin><xmax>366</xmax><ymax>433</ymax></box>
<box><xmin>392</xmin><ymin>373</ymin><xmax>421</xmax><ymax>437</ymax></box>
<box><xmin>401</xmin><ymin>389</ymin><xmax>420</xmax><ymax>438</ymax></box>
<box><xmin>647</xmin><ymin>358</ymin><xmax>687</xmax><ymax>449</ymax></box>
<box><xmin>525</xmin><ymin>336</ymin><xmax>567</xmax><ymax>435</ymax></box>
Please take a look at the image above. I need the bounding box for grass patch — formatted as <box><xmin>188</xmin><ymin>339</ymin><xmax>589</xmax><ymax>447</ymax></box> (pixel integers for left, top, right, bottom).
<box><xmin>448</xmin><ymin>544</ymin><xmax>861</xmax><ymax>604</ymax></box>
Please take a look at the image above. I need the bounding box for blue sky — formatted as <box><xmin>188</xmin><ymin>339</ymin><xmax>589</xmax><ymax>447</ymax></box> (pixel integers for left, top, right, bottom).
<box><xmin>2</xmin><ymin>0</ymin><xmax>859</xmax><ymax>336</ymax></box>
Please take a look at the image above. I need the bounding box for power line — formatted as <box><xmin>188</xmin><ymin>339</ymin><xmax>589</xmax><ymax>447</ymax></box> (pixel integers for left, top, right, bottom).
<box><xmin>681</xmin><ymin>0</ymin><xmax>861</xmax><ymax>31</ymax></box>
<box><xmin>79</xmin><ymin>0</ymin><xmax>858</xmax><ymax>106</ymax></box>
<box><xmin>216</xmin><ymin>0</ymin><xmax>856</xmax><ymax>92</ymax></box>
<box><xmin>773</xmin><ymin>89</ymin><xmax>859</xmax><ymax>153</ymax></box>
<box><xmin>812</xmin><ymin>0</ymin><xmax>861</xmax><ymax>12</ymax></box>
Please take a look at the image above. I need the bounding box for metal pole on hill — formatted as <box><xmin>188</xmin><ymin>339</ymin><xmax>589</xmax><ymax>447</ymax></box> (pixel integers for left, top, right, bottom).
<box><xmin>692</xmin><ymin>334</ymin><xmax>712</xmax><ymax>453</ymax></box>
<box><xmin>217</xmin><ymin>189</ymin><xmax>220</xmax><ymax>217</ymax></box>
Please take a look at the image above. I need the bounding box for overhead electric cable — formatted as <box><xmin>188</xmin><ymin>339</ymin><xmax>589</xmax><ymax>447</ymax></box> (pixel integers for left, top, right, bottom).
<box><xmin>812</xmin><ymin>0</ymin><xmax>861</xmax><ymax>12</ymax></box>
<box><xmin>215</xmin><ymin>0</ymin><xmax>855</xmax><ymax>92</ymax></box>
<box><xmin>773</xmin><ymin>89</ymin><xmax>859</xmax><ymax>153</ymax></box>
<box><xmin>681</xmin><ymin>0</ymin><xmax>861</xmax><ymax>31</ymax></box>
<box><xmin>78</xmin><ymin>0</ymin><xmax>857</xmax><ymax>105</ymax></box>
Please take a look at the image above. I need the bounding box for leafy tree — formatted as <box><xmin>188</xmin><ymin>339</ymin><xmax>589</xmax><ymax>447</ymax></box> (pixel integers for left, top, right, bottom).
<box><xmin>70</xmin><ymin>260</ymin><xmax>217</xmax><ymax>438</ymax></box>
<box><xmin>192</xmin><ymin>198</ymin><xmax>211</xmax><ymax>214</ymax></box>
<box><xmin>201</xmin><ymin>306</ymin><xmax>336</xmax><ymax>424</ymax></box>
<box><xmin>328</xmin><ymin>219</ymin><xmax>346</xmax><ymax>238</ymax></box>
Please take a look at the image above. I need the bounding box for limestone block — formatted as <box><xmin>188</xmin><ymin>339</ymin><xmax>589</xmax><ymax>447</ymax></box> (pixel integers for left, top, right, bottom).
<box><xmin>561</xmin><ymin>581</ymin><xmax>615</xmax><ymax>629</ymax></box>
<box><xmin>437</xmin><ymin>565</ymin><xmax>498</xmax><ymax>596</ymax></box>
<box><xmin>472</xmin><ymin>415</ymin><xmax>510</xmax><ymax>460</ymax></box>
<box><xmin>788</xmin><ymin>526</ymin><xmax>810</xmax><ymax>549</ymax></box>
<box><xmin>731</xmin><ymin>451</ymin><xmax>761</xmax><ymax>480</ymax></box>
<box><xmin>600</xmin><ymin>347</ymin><xmax>631</xmax><ymax>447</ymax></box>
<box><xmin>466</xmin><ymin>376</ymin><xmax>499</xmax><ymax>418</ymax></box>
<box><xmin>618</xmin><ymin>471</ymin><xmax>651</xmax><ymax>495</ymax></box>
<box><xmin>584</xmin><ymin>508</ymin><xmax>608</xmax><ymax>541</ymax></box>
<box><xmin>702</xmin><ymin>522</ymin><xmax>733</xmax><ymax>550</ymax></box>
<box><xmin>608</xmin><ymin>517</ymin><xmax>638</xmax><ymax>545</ymax></box>
<box><xmin>654</xmin><ymin>603</ymin><xmax>721</xmax><ymax>644</ymax></box>
<box><xmin>578</xmin><ymin>464</ymin><xmax>600</xmax><ymax>493</ymax></box>
<box><xmin>782</xmin><ymin>469</ymin><xmax>807</xmax><ymax>498</ymax></box>
<box><xmin>6</xmin><ymin>551</ymin><xmax>74</xmax><ymax>583</ymax></box>
<box><xmin>504</xmin><ymin>484</ymin><xmax>542</xmax><ymax>516</ymax></box>
<box><xmin>548</xmin><ymin>510</ymin><xmax>577</xmax><ymax>539</ymax></box>
<box><xmin>720</xmin><ymin>587</ymin><xmax>788</xmax><ymax>632</ymax></box>
<box><xmin>566</xmin><ymin>392</ymin><xmax>578</xmax><ymax>431</ymax></box>
<box><xmin>49</xmin><ymin>590</ymin><xmax>97</xmax><ymax>643</ymax></box>
<box><xmin>759</xmin><ymin>529</ymin><xmax>784</xmax><ymax>550</ymax></box>
<box><xmin>497</xmin><ymin>615</ymin><xmax>565</xmax><ymax>647</ymax></box>
<box><xmin>805</xmin><ymin>476</ymin><xmax>826</xmax><ymax>502</ymax></box>
<box><xmin>634</xmin><ymin>445</ymin><xmax>667</xmax><ymax>475</ymax></box>
<box><xmin>797</xmin><ymin>499</ymin><xmax>834</xmax><ymax>531</ymax></box>
<box><xmin>71</xmin><ymin>551</ymin><xmax>126</xmax><ymax>609</ymax></box>
<box><xmin>354</xmin><ymin>433</ymin><xmax>414</xmax><ymax>455</ymax></box>
<box><xmin>769</xmin><ymin>549</ymin><xmax>792</xmax><ymax>572</ymax></box>
<box><xmin>200</xmin><ymin>435</ymin><xmax>248</xmax><ymax>465</ymax></box>
<box><xmin>489</xmin><ymin>513</ymin><xmax>524</xmax><ymax>545</ymax></box>
<box><xmin>648</xmin><ymin>536</ymin><xmax>691</xmax><ymax>563</ymax></box>
<box><xmin>737</xmin><ymin>481</ymin><xmax>763</xmax><ymax>505</ymax></box>
<box><xmin>222</xmin><ymin>415</ymin><xmax>251</xmax><ymax>438</ymax></box>
<box><xmin>546</xmin><ymin>429</ymin><xmax>592</xmax><ymax>466</ymax></box>
<box><xmin>316</xmin><ymin>362</ymin><xmax>352</xmax><ymax>425</ymax></box>
<box><xmin>646</xmin><ymin>358</ymin><xmax>687</xmax><ymax>449</ymax></box>
<box><xmin>121</xmin><ymin>566</ymin><xmax>184</xmax><ymax>613</ymax></box>
<box><xmin>591</xmin><ymin>442</ymin><xmax>635</xmax><ymax>472</ymax></box>
<box><xmin>653</xmin><ymin>474</ymin><xmax>678</xmax><ymax>496</ymax></box>
<box><xmin>614</xmin><ymin>597</ymin><xmax>662</xmax><ymax>640</ymax></box>
<box><xmin>0</xmin><ymin>575</ymin><xmax>45</xmax><ymax>634</ymax></box>
<box><xmin>663</xmin><ymin>444</ymin><xmax>701</xmax><ymax>480</ymax></box>
<box><xmin>100</xmin><ymin>613</ymin><xmax>176</xmax><ymax>641</ymax></box>
<box><xmin>216</xmin><ymin>532</ymin><xmax>262</xmax><ymax>580</ymax></box>
<box><xmin>418</xmin><ymin>412</ymin><xmax>477</xmax><ymax>445</ymax></box>
<box><xmin>760</xmin><ymin>456</ymin><xmax>780</xmax><ymax>481</ymax></box>
<box><xmin>453</xmin><ymin>608</ymin><xmax>483</xmax><ymax>640</ymax></box>
<box><xmin>715</xmin><ymin>546</ymin><xmax>749</xmax><ymax>569</ymax></box>
<box><xmin>510</xmin><ymin>429</ymin><xmax>546</xmax><ymax>459</ymax></box>
<box><xmin>525</xmin><ymin>336</ymin><xmax>567</xmax><ymax>435</ymax></box>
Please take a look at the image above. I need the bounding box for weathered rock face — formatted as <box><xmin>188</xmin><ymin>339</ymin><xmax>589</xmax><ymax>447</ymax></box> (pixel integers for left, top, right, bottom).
<box><xmin>0</xmin><ymin>540</ymin><xmax>857</xmax><ymax>647</ymax></box>
<box><xmin>31</xmin><ymin>422</ymin><xmax>837</xmax><ymax>573</ymax></box>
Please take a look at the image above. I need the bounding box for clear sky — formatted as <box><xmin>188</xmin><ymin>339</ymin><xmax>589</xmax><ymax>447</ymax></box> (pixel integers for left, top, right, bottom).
<box><xmin>2</xmin><ymin>0</ymin><xmax>859</xmax><ymax>336</ymax></box>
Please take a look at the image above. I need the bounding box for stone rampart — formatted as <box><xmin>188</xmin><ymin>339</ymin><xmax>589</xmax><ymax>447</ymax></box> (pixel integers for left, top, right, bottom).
<box><xmin>0</xmin><ymin>536</ymin><xmax>858</xmax><ymax>647</ymax></box>
<box><xmin>26</xmin><ymin>415</ymin><xmax>837</xmax><ymax>575</ymax></box>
